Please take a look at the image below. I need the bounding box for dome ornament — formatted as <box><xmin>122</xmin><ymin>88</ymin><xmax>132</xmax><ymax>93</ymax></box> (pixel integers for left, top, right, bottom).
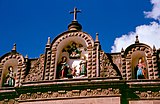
<box><xmin>70</xmin><ymin>7</ymin><xmax>81</xmax><ymax>21</ymax></box>
<box><xmin>135</xmin><ymin>34</ymin><xmax>139</xmax><ymax>44</ymax></box>
<box><xmin>11</xmin><ymin>43</ymin><xmax>17</xmax><ymax>53</ymax></box>
<box><xmin>68</xmin><ymin>7</ymin><xmax>82</xmax><ymax>31</ymax></box>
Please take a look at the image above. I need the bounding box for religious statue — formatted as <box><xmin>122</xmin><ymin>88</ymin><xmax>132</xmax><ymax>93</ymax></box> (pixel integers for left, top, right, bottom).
<box><xmin>71</xmin><ymin>65</ymin><xmax>77</xmax><ymax>77</ymax></box>
<box><xmin>136</xmin><ymin>57</ymin><xmax>147</xmax><ymax>79</ymax></box>
<box><xmin>57</xmin><ymin>56</ymin><xmax>73</xmax><ymax>78</ymax></box>
<box><xmin>68</xmin><ymin>42</ymin><xmax>81</xmax><ymax>59</ymax></box>
<box><xmin>79</xmin><ymin>56</ymin><xmax>87</xmax><ymax>77</ymax></box>
<box><xmin>5</xmin><ymin>66</ymin><xmax>16</xmax><ymax>87</ymax></box>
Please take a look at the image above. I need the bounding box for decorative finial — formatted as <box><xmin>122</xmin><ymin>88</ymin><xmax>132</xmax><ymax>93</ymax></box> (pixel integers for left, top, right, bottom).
<box><xmin>70</xmin><ymin>7</ymin><xmax>81</xmax><ymax>21</ymax></box>
<box><xmin>68</xmin><ymin>19</ymin><xmax>82</xmax><ymax>31</ymax></box>
<box><xmin>95</xmin><ymin>33</ymin><xmax>99</xmax><ymax>42</ymax></box>
<box><xmin>135</xmin><ymin>34</ymin><xmax>139</xmax><ymax>44</ymax></box>
<box><xmin>25</xmin><ymin>54</ymin><xmax>28</xmax><ymax>59</ymax></box>
<box><xmin>153</xmin><ymin>45</ymin><xmax>156</xmax><ymax>53</ymax></box>
<box><xmin>25</xmin><ymin>54</ymin><xmax>28</xmax><ymax>62</ymax></box>
<box><xmin>121</xmin><ymin>48</ymin><xmax>124</xmax><ymax>56</ymax></box>
<box><xmin>121</xmin><ymin>48</ymin><xmax>124</xmax><ymax>52</ymax></box>
<box><xmin>47</xmin><ymin>37</ymin><xmax>51</xmax><ymax>45</ymax></box>
<box><xmin>11</xmin><ymin>43</ymin><xmax>16</xmax><ymax>52</ymax></box>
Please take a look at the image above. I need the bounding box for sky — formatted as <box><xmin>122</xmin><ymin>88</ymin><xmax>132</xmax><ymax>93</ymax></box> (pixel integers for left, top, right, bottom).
<box><xmin>0</xmin><ymin>0</ymin><xmax>160</xmax><ymax>58</ymax></box>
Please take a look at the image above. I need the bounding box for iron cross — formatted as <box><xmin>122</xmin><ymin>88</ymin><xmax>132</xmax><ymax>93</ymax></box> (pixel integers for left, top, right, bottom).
<box><xmin>70</xmin><ymin>7</ymin><xmax>81</xmax><ymax>21</ymax></box>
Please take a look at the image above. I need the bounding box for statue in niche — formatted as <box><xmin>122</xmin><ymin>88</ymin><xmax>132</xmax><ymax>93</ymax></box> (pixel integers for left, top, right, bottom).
<box><xmin>79</xmin><ymin>56</ymin><xmax>87</xmax><ymax>77</ymax></box>
<box><xmin>57</xmin><ymin>56</ymin><xmax>73</xmax><ymax>78</ymax></box>
<box><xmin>71</xmin><ymin>65</ymin><xmax>77</xmax><ymax>77</ymax></box>
<box><xmin>136</xmin><ymin>57</ymin><xmax>147</xmax><ymax>79</ymax></box>
<box><xmin>68</xmin><ymin>42</ymin><xmax>81</xmax><ymax>59</ymax></box>
<box><xmin>4</xmin><ymin>66</ymin><xmax>16</xmax><ymax>87</ymax></box>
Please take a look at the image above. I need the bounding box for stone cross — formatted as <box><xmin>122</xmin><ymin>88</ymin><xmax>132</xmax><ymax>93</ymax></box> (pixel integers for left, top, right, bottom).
<box><xmin>70</xmin><ymin>7</ymin><xmax>81</xmax><ymax>21</ymax></box>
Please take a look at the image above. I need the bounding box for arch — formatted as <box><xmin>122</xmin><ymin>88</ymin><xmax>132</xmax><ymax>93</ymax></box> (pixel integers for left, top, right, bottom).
<box><xmin>47</xmin><ymin>30</ymin><xmax>95</xmax><ymax>79</ymax></box>
<box><xmin>51</xmin><ymin>30</ymin><xmax>94</xmax><ymax>50</ymax></box>
<box><xmin>124</xmin><ymin>43</ymin><xmax>152</xmax><ymax>58</ymax></box>
<box><xmin>0</xmin><ymin>52</ymin><xmax>25</xmax><ymax>87</ymax></box>
<box><xmin>52</xmin><ymin>31</ymin><xmax>94</xmax><ymax>64</ymax></box>
<box><xmin>122</xmin><ymin>43</ymin><xmax>153</xmax><ymax>80</ymax></box>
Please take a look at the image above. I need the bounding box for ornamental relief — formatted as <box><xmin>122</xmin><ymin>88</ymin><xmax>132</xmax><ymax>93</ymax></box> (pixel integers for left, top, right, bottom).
<box><xmin>19</xmin><ymin>88</ymin><xmax>120</xmax><ymax>100</ymax></box>
<box><xmin>100</xmin><ymin>51</ymin><xmax>118</xmax><ymax>77</ymax></box>
<box><xmin>1</xmin><ymin>99</ymin><xmax>19</xmax><ymax>104</ymax></box>
<box><xmin>135</xmin><ymin>91</ymin><xmax>160</xmax><ymax>98</ymax></box>
<box><xmin>124</xmin><ymin>45</ymin><xmax>152</xmax><ymax>58</ymax></box>
<box><xmin>52</xmin><ymin>32</ymin><xmax>94</xmax><ymax>50</ymax></box>
<box><xmin>111</xmin><ymin>54</ymin><xmax>122</xmax><ymax>72</ymax></box>
<box><xmin>25</xmin><ymin>54</ymin><xmax>45</xmax><ymax>82</ymax></box>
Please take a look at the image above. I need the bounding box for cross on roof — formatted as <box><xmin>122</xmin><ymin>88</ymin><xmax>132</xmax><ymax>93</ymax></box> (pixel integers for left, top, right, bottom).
<box><xmin>70</xmin><ymin>7</ymin><xmax>81</xmax><ymax>21</ymax></box>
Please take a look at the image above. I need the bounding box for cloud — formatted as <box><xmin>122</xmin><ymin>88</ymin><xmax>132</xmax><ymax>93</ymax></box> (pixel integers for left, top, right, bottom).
<box><xmin>111</xmin><ymin>0</ymin><xmax>160</xmax><ymax>52</ymax></box>
<box><xmin>111</xmin><ymin>32</ymin><xmax>135</xmax><ymax>53</ymax></box>
<box><xmin>111</xmin><ymin>22</ymin><xmax>160</xmax><ymax>52</ymax></box>
<box><xmin>144</xmin><ymin>0</ymin><xmax>160</xmax><ymax>21</ymax></box>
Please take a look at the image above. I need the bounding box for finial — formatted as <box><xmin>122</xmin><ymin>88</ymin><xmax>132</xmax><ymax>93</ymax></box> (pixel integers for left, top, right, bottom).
<box><xmin>70</xmin><ymin>7</ymin><xmax>81</xmax><ymax>21</ymax></box>
<box><xmin>121</xmin><ymin>48</ymin><xmax>124</xmax><ymax>52</ymax></box>
<box><xmin>68</xmin><ymin>20</ymin><xmax>82</xmax><ymax>31</ymax></box>
<box><xmin>135</xmin><ymin>34</ymin><xmax>139</xmax><ymax>44</ymax></box>
<box><xmin>25</xmin><ymin>54</ymin><xmax>28</xmax><ymax>59</ymax></box>
<box><xmin>68</xmin><ymin>7</ymin><xmax>82</xmax><ymax>31</ymax></box>
<box><xmin>153</xmin><ymin>45</ymin><xmax>156</xmax><ymax>53</ymax></box>
<box><xmin>95</xmin><ymin>33</ymin><xmax>99</xmax><ymax>42</ymax></box>
<box><xmin>11</xmin><ymin>43</ymin><xmax>16</xmax><ymax>52</ymax></box>
<box><xmin>25</xmin><ymin>54</ymin><xmax>28</xmax><ymax>62</ymax></box>
<box><xmin>121</xmin><ymin>48</ymin><xmax>124</xmax><ymax>56</ymax></box>
<box><xmin>46</xmin><ymin>37</ymin><xmax>51</xmax><ymax>45</ymax></box>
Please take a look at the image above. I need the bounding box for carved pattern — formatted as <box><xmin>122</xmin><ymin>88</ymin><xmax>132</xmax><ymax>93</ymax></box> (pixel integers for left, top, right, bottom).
<box><xmin>87</xmin><ymin>51</ymin><xmax>92</xmax><ymax>78</ymax></box>
<box><xmin>121</xmin><ymin>57</ymin><xmax>126</xmax><ymax>79</ymax></box>
<box><xmin>45</xmin><ymin>49</ymin><xmax>51</xmax><ymax>80</ymax></box>
<box><xmin>19</xmin><ymin>88</ymin><xmax>120</xmax><ymax>100</ymax></box>
<box><xmin>135</xmin><ymin>91</ymin><xmax>160</xmax><ymax>98</ymax></box>
<box><xmin>1</xmin><ymin>99</ymin><xmax>19</xmax><ymax>104</ymax></box>
<box><xmin>52</xmin><ymin>32</ymin><xmax>93</xmax><ymax>50</ymax></box>
<box><xmin>25</xmin><ymin>54</ymin><xmax>45</xmax><ymax>82</ymax></box>
<box><xmin>148</xmin><ymin>58</ymin><xmax>154</xmax><ymax>79</ymax></box>
<box><xmin>100</xmin><ymin>51</ymin><xmax>118</xmax><ymax>77</ymax></box>
<box><xmin>92</xmin><ymin>47</ymin><xmax>97</xmax><ymax>77</ymax></box>
<box><xmin>126</xmin><ymin>59</ymin><xmax>131</xmax><ymax>80</ymax></box>
<box><xmin>112</xmin><ymin>54</ymin><xmax>122</xmax><ymax>73</ymax></box>
<box><xmin>152</xmin><ymin>54</ymin><xmax>159</xmax><ymax>79</ymax></box>
<box><xmin>49</xmin><ymin>51</ymin><xmax>56</xmax><ymax>80</ymax></box>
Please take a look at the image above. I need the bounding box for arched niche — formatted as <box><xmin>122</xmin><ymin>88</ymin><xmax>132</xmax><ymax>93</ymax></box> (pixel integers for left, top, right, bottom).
<box><xmin>122</xmin><ymin>43</ymin><xmax>153</xmax><ymax>80</ymax></box>
<box><xmin>131</xmin><ymin>51</ymin><xmax>148</xmax><ymax>79</ymax></box>
<box><xmin>56</xmin><ymin>36</ymin><xmax>88</xmax><ymax>62</ymax></box>
<box><xmin>1</xmin><ymin>59</ymin><xmax>18</xmax><ymax>87</ymax></box>
<box><xmin>0</xmin><ymin>53</ymin><xmax>25</xmax><ymax>87</ymax></box>
<box><xmin>51</xmin><ymin>31</ymin><xmax>94</xmax><ymax>50</ymax></box>
<box><xmin>50</xmin><ymin>31</ymin><xmax>94</xmax><ymax>79</ymax></box>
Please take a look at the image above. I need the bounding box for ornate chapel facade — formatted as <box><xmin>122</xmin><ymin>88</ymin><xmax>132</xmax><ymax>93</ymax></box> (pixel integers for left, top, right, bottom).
<box><xmin>1</xmin><ymin>8</ymin><xmax>160</xmax><ymax>104</ymax></box>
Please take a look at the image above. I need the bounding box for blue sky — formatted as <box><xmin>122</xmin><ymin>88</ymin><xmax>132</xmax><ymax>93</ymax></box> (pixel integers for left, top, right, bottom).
<box><xmin>0</xmin><ymin>0</ymin><xmax>159</xmax><ymax>58</ymax></box>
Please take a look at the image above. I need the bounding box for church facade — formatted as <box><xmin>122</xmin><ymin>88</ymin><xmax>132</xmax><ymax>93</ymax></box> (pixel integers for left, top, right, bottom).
<box><xmin>0</xmin><ymin>8</ymin><xmax>160</xmax><ymax>104</ymax></box>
